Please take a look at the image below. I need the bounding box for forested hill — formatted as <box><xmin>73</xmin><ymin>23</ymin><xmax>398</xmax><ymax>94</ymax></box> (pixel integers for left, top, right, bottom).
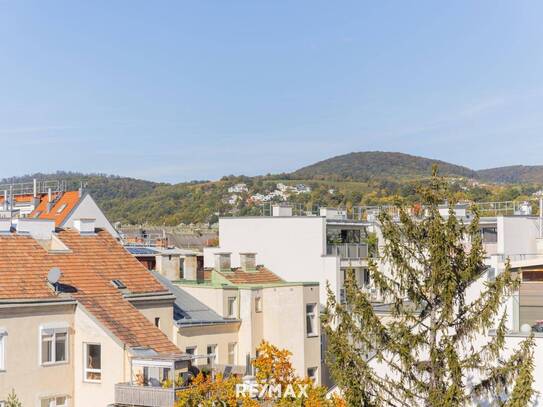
<box><xmin>289</xmin><ymin>152</ymin><xmax>478</xmax><ymax>181</ymax></box>
<box><xmin>3</xmin><ymin>152</ymin><xmax>543</xmax><ymax>225</ymax></box>
<box><xmin>476</xmin><ymin>165</ymin><xmax>543</xmax><ymax>184</ymax></box>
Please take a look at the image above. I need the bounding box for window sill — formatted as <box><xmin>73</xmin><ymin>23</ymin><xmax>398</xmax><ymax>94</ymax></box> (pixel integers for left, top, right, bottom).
<box><xmin>83</xmin><ymin>379</ymin><xmax>102</xmax><ymax>384</ymax></box>
<box><xmin>306</xmin><ymin>334</ymin><xmax>319</xmax><ymax>338</ymax></box>
<box><xmin>40</xmin><ymin>360</ymin><xmax>69</xmax><ymax>367</ymax></box>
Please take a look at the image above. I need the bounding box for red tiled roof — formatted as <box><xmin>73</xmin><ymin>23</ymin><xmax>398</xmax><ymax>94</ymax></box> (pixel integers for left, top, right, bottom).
<box><xmin>0</xmin><ymin>229</ymin><xmax>178</xmax><ymax>353</ymax></box>
<box><xmin>218</xmin><ymin>267</ymin><xmax>284</xmax><ymax>285</ymax></box>
<box><xmin>29</xmin><ymin>191</ymin><xmax>81</xmax><ymax>226</ymax></box>
<box><xmin>0</xmin><ymin>194</ymin><xmax>35</xmax><ymax>204</ymax></box>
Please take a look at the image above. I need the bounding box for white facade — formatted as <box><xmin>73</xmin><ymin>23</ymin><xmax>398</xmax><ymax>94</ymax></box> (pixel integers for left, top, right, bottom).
<box><xmin>205</xmin><ymin>214</ymin><xmax>370</xmax><ymax>306</ymax></box>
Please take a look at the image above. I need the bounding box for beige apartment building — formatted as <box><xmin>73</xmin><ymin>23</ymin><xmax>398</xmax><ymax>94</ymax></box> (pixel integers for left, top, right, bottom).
<box><xmin>169</xmin><ymin>252</ymin><xmax>322</xmax><ymax>384</ymax></box>
<box><xmin>0</xmin><ymin>215</ymin><xmax>189</xmax><ymax>407</ymax></box>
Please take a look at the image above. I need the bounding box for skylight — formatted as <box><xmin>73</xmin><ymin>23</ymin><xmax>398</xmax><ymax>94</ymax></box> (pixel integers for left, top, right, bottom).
<box><xmin>111</xmin><ymin>279</ymin><xmax>127</xmax><ymax>290</ymax></box>
<box><xmin>56</xmin><ymin>204</ymin><xmax>67</xmax><ymax>214</ymax></box>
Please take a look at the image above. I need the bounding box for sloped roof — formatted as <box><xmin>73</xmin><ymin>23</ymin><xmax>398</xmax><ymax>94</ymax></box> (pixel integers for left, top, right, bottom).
<box><xmin>153</xmin><ymin>272</ymin><xmax>236</xmax><ymax>326</ymax></box>
<box><xmin>29</xmin><ymin>191</ymin><xmax>81</xmax><ymax>226</ymax></box>
<box><xmin>0</xmin><ymin>228</ymin><xmax>178</xmax><ymax>353</ymax></box>
<box><xmin>217</xmin><ymin>267</ymin><xmax>284</xmax><ymax>285</ymax></box>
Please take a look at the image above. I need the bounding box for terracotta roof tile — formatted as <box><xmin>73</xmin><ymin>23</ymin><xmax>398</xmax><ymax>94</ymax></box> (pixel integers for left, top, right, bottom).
<box><xmin>29</xmin><ymin>191</ymin><xmax>81</xmax><ymax>226</ymax></box>
<box><xmin>218</xmin><ymin>267</ymin><xmax>284</xmax><ymax>285</ymax></box>
<box><xmin>0</xmin><ymin>229</ymin><xmax>178</xmax><ymax>353</ymax></box>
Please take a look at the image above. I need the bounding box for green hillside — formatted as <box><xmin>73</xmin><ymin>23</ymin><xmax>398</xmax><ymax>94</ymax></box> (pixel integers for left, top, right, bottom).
<box><xmin>476</xmin><ymin>166</ymin><xmax>543</xmax><ymax>184</ymax></box>
<box><xmin>290</xmin><ymin>151</ymin><xmax>478</xmax><ymax>181</ymax></box>
<box><xmin>3</xmin><ymin>152</ymin><xmax>543</xmax><ymax>225</ymax></box>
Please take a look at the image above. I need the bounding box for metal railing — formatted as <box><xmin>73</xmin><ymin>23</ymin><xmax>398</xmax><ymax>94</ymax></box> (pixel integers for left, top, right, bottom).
<box><xmin>0</xmin><ymin>179</ymin><xmax>66</xmax><ymax>196</ymax></box>
<box><xmin>327</xmin><ymin>243</ymin><xmax>368</xmax><ymax>259</ymax></box>
<box><xmin>115</xmin><ymin>383</ymin><xmax>188</xmax><ymax>407</ymax></box>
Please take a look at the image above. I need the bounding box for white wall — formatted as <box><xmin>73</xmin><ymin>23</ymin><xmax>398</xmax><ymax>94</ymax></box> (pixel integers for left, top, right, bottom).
<box><xmin>64</xmin><ymin>195</ymin><xmax>119</xmax><ymax>238</ymax></box>
<box><xmin>73</xmin><ymin>306</ymin><xmax>127</xmax><ymax>407</ymax></box>
<box><xmin>497</xmin><ymin>217</ymin><xmax>539</xmax><ymax>256</ymax></box>
<box><xmin>206</xmin><ymin>217</ymin><xmax>336</xmax><ymax>305</ymax></box>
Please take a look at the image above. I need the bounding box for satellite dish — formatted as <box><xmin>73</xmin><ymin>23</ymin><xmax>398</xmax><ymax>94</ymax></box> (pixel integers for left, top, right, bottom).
<box><xmin>47</xmin><ymin>267</ymin><xmax>61</xmax><ymax>285</ymax></box>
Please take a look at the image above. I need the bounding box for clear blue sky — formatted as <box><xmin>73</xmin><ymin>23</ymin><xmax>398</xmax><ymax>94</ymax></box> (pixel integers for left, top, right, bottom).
<box><xmin>1</xmin><ymin>1</ymin><xmax>543</xmax><ymax>183</ymax></box>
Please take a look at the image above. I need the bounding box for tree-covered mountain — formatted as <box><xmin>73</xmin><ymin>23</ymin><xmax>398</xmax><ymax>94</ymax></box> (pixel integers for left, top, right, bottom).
<box><xmin>3</xmin><ymin>152</ymin><xmax>543</xmax><ymax>225</ymax></box>
<box><xmin>289</xmin><ymin>151</ymin><xmax>478</xmax><ymax>181</ymax></box>
<box><xmin>476</xmin><ymin>165</ymin><xmax>543</xmax><ymax>184</ymax></box>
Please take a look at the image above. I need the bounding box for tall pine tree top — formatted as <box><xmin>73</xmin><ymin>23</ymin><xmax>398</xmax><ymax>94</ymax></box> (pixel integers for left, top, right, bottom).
<box><xmin>323</xmin><ymin>170</ymin><xmax>535</xmax><ymax>407</ymax></box>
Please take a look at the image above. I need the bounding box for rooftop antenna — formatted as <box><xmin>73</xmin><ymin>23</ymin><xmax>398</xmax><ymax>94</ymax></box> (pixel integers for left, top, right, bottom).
<box><xmin>47</xmin><ymin>267</ymin><xmax>62</xmax><ymax>293</ymax></box>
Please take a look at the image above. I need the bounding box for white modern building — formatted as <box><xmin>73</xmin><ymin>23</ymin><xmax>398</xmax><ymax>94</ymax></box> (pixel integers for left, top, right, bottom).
<box><xmin>205</xmin><ymin>205</ymin><xmax>372</xmax><ymax>307</ymax></box>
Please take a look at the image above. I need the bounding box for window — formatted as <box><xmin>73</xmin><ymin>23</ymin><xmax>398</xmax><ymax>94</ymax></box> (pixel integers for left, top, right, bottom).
<box><xmin>41</xmin><ymin>328</ymin><xmax>67</xmax><ymax>365</ymax></box>
<box><xmin>227</xmin><ymin>342</ymin><xmax>237</xmax><ymax>365</ymax></box>
<box><xmin>0</xmin><ymin>331</ymin><xmax>5</xmax><ymax>371</ymax></box>
<box><xmin>154</xmin><ymin>317</ymin><xmax>160</xmax><ymax>328</ymax></box>
<box><xmin>40</xmin><ymin>396</ymin><xmax>67</xmax><ymax>407</ymax></box>
<box><xmin>84</xmin><ymin>343</ymin><xmax>101</xmax><ymax>382</ymax></box>
<box><xmin>255</xmin><ymin>296</ymin><xmax>263</xmax><ymax>313</ymax></box>
<box><xmin>523</xmin><ymin>270</ymin><xmax>543</xmax><ymax>282</ymax></box>
<box><xmin>307</xmin><ymin>367</ymin><xmax>318</xmax><ymax>385</ymax></box>
<box><xmin>207</xmin><ymin>344</ymin><xmax>217</xmax><ymax>365</ymax></box>
<box><xmin>227</xmin><ymin>297</ymin><xmax>237</xmax><ymax>318</ymax></box>
<box><xmin>306</xmin><ymin>303</ymin><xmax>317</xmax><ymax>337</ymax></box>
<box><xmin>185</xmin><ymin>346</ymin><xmax>197</xmax><ymax>356</ymax></box>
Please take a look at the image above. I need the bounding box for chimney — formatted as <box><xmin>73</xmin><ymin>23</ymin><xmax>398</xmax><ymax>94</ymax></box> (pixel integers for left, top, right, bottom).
<box><xmin>272</xmin><ymin>204</ymin><xmax>292</xmax><ymax>217</ymax></box>
<box><xmin>17</xmin><ymin>218</ymin><xmax>55</xmax><ymax>240</ymax></box>
<box><xmin>73</xmin><ymin>218</ymin><xmax>96</xmax><ymax>235</ymax></box>
<box><xmin>214</xmin><ymin>252</ymin><xmax>232</xmax><ymax>273</ymax></box>
<box><xmin>239</xmin><ymin>253</ymin><xmax>257</xmax><ymax>272</ymax></box>
<box><xmin>183</xmin><ymin>254</ymin><xmax>198</xmax><ymax>280</ymax></box>
<box><xmin>0</xmin><ymin>217</ymin><xmax>11</xmax><ymax>234</ymax></box>
<box><xmin>33</xmin><ymin>179</ymin><xmax>37</xmax><ymax>198</ymax></box>
<box><xmin>46</xmin><ymin>188</ymin><xmax>53</xmax><ymax>213</ymax></box>
<box><xmin>2</xmin><ymin>190</ymin><xmax>6</xmax><ymax>211</ymax></box>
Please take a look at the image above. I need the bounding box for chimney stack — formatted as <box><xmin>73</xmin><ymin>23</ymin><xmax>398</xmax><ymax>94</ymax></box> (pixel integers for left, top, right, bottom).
<box><xmin>17</xmin><ymin>219</ymin><xmax>55</xmax><ymax>240</ymax></box>
<box><xmin>214</xmin><ymin>252</ymin><xmax>232</xmax><ymax>273</ymax></box>
<box><xmin>183</xmin><ymin>254</ymin><xmax>198</xmax><ymax>280</ymax></box>
<box><xmin>46</xmin><ymin>188</ymin><xmax>53</xmax><ymax>213</ymax></box>
<box><xmin>239</xmin><ymin>253</ymin><xmax>257</xmax><ymax>272</ymax></box>
<box><xmin>73</xmin><ymin>218</ymin><xmax>96</xmax><ymax>235</ymax></box>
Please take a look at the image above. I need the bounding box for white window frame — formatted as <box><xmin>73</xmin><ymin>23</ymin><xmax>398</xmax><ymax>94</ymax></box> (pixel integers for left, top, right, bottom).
<box><xmin>185</xmin><ymin>346</ymin><xmax>197</xmax><ymax>356</ymax></box>
<box><xmin>40</xmin><ymin>327</ymin><xmax>68</xmax><ymax>366</ymax></box>
<box><xmin>83</xmin><ymin>342</ymin><xmax>102</xmax><ymax>383</ymax></box>
<box><xmin>40</xmin><ymin>396</ymin><xmax>68</xmax><ymax>407</ymax></box>
<box><xmin>227</xmin><ymin>342</ymin><xmax>237</xmax><ymax>365</ymax></box>
<box><xmin>227</xmin><ymin>297</ymin><xmax>237</xmax><ymax>318</ymax></box>
<box><xmin>0</xmin><ymin>329</ymin><xmax>6</xmax><ymax>372</ymax></box>
<box><xmin>306</xmin><ymin>303</ymin><xmax>318</xmax><ymax>337</ymax></box>
<box><xmin>206</xmin><ymin>344</ymin><xmax>217</xmax><ymax>366</ymax></box>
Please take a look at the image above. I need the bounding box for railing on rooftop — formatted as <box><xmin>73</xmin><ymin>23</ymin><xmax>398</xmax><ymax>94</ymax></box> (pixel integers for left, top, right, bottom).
<box><xmin>0</xmin><ymin>179</ymin><xmax>66</xmax><ymax>196</ymax></box>
<box><xmin>248</xmin><ymin>199</ymin><xmax>543</xmax><ymax>222</ymax></box>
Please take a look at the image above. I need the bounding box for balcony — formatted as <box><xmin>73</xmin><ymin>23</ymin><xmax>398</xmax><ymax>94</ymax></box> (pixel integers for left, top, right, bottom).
<box><xmin>115</xmin><ymin>352</ymin><xmax>191</xmax><ymax>407</ymax></box>
<box><xmin>115</xmin><ymin>383</ymin><xmax>183</xmax><ymax>407</ymax></box>
<box><xmin>327</xmin><ymin>243</ymin><xmax>368</xmax><ymax>259</ymax></box>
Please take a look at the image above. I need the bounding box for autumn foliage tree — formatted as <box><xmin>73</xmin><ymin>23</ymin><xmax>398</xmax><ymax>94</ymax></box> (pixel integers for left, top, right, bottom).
<box><xmin>176</xmin><ymin>340</ymin><xmax>345</xmax><ymax>406</ymax></box>
<box><xmin>322</xmin><ymin>170</ymin><xmax>535</xmax><ymax>406</ymax></box>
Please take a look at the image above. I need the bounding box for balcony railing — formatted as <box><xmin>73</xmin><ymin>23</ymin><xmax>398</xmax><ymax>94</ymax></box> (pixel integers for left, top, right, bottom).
<box><xmin>327</xmin><ymin>243</ymin><xmax>368</xmax><ymax>259</ymax></box>
<box><xmin>115</xmin><ymin>383</ymin><xmax>187</xmax><ymax>407</ymax></box>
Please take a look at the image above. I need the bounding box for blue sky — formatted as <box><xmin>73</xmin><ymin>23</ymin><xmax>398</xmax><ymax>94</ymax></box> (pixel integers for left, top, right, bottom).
<box><xmin>1</xmin><ymin>1</ymin><xmax>543</xmax><ymax>183</ymax></box>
